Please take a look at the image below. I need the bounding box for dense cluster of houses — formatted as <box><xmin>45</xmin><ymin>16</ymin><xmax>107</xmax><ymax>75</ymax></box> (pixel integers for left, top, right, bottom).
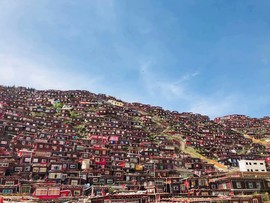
<box><xmin>171</xmin><ymin>115</ymin><xmax>270</xmax><ymax>169</ymax></box>
<box><xmin>0</xmin><ymin>85</ymin><xmax>269</xmax><ymax>202</ymax></box>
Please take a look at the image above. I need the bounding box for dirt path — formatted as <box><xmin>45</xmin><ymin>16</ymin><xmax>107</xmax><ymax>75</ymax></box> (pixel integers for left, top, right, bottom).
<box><xmin>232</xmin><ymin>128</ymin><xmax>270</xmax><ymax>148</ymax></box>
<box><xmin>169</xmin><ymin>134</ymin><xmax>228</xmax><ymax>171</ymax></box>
<box><xmin>184</xmin><ymin>146</ymin><xmax>228</xmax><ymax>171</ymax></box>
<box><xmin>243</xmin><ymin>133</ymin><xmax>270</xmax><ymax>147</ymax></box>
<box><xmin>136</xmin><ymin>109</ymin><xmax>229</xmax><ymax>171</ymax></box>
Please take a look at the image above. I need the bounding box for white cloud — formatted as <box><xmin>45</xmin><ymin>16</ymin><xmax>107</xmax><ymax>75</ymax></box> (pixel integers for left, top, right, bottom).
<box><xmin>139</xmin><ymin>60</ymin><xmax>198</xmax><ymax>100</ymax></box>
<box><xmin>0</xmin><ymin>53</ymin><xmax>103</xmax><ymax>91</ymax></box>
<box><xmin>0</xmin><ymin>1</ymin><xmax>257</xmax><ymax>119</ymax></box>
<box><xmin>0</xmin><ymin>0</ymin><xmax>126</xmax><ymax>99</ymax></box>
<box><xmin>188</xmin><ymin>95</ymin><xmax>237</xmax><ymax>119</ymax></box>
<box><xmin>138</xmin><ymin>60</ymin><xmax>244</xmax><ymax>118</ymax></box>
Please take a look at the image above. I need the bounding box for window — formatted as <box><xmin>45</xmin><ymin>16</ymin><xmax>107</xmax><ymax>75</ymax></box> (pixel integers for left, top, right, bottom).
<box><xmin>49</xmin><ymin>173</ymin><xmax>61</xmax><ymax>179</ymax></box>
<box><xmin>52</xmin><ymin>165</ymin><xmax>60</xmax><ymax>170</ymax></box>
<box><xmin>3</xmin><ymin>189</ymin><xmax>13</xmax><ymax>194</ymax></box>
<box><xmin>63</xmin><ymin>164</ymin><xmax>67</xmax><ymax>169</ymax></box>
<box><xmin>74</xmin><ymin>190</ymin><xmax>81</xmax><ymax>196</ymax></box>
<box><xmin>48</xmin><ymin>188</ymin><xmax>60</xmax><ymax>196</ymax></box>
<box><xmin>248</xmin><ymin>182</ymin><xmax>254</xmax><ymax>189</ymax></box>
<box><xmin>223</xmin><ymin>183</ymin><xmax>227</xmax><ymax>189</ymax></box>
<box><xmin>25</xmin><ymin>157</ymin><xmax>31</xmax><ymax>163</ymax></box>
<box><xmin>21</xmin><ymin>186</ymin><xmax>31</xmax><ymax>194</ymax></box>
<box><xmin>71</xmin><ymin>180</ymin><xmax>78</xmax><ymax>185</ymax></box>
<box><xmin>100</xmin><ymin>179</ymin><xmax>105</xmax><ymax>184</ymax></box>
<box><xmin>33</xmin><ymin>158</ymin><xmax>38</xmax><ymax>163</ymax></box>
<box><xmin>32</xmin><ymin>168</ymin><xmax>39</xmax><ymax>173</ymax></box>
<box><xmin>40</xmin><ymin>168</ymin><xmax>47</xmax><ymax>173</ymax></box>
<box><xmin>93</xmin><ymin>178</ymin><xmax>98</xmax><ymax>183</ymax></box>
<box><xmin>252</xmin><ymin>199</ymin><xmax>259</xmax><ymax>203</ymax></box>
<box><xmin>2</xmin><ymin>163</ymin><xmax>8</xmax><ymax>167</ymax></box>
<box><xmin>115</xmin><ymin>173</ymin><xmax>122</xmax><ymax>177</ymax></box>
<box><xmin>14</xmin><ymin>167</ymin><xmax>22</xmax><ymax>172</ymax></box>
<box><xmin>107</xmin><ymin>179</ymin><xmax>113</xmax><ymax>184</ymax></box>
<box><xmin>155</xmin><ymin>180</ymin><xmax>164</xmax><ymax>185</ymax></box>
<box><xmin>256</xmin><ymin>182</ymin><xmax>261</xmax><ymax>189</ymax></box>
<box><xmin>5</xmin><ymin>181</ymin><xmax>15</xmax><ymax>185</ymax></box>
<box><xmin>236</xmin><ymin>182</ymin><xmax>242</xmax><ymax>189</ymax></box>
<box><xmin>70</xmin><ymin>164</ymin><xmax>76</xmax><ymax>169</ymax></box>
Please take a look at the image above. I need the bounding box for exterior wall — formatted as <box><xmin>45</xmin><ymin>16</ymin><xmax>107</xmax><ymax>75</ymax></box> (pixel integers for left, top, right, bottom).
<box><xmin>107</xmin><ymin>100</ymin><xmax>124</xmax><ymax>107</ymax></box>
<box><xmin>82</xmin><ymin>159</ymin><xmax>90</xmax><ymax>169</ymax></box>
<box><xmin>239</xmin><ymin>160</ymin><xmax>267</xmax><ymax>172</ymax></box>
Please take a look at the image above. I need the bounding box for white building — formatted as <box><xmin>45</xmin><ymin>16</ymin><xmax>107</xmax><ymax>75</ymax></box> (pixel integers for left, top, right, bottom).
<box><xmin>81</xmin><ymin>159</ymin><xmax>90</xmax><ymax>169</ymax></box>
<box><xmin>107</xmin><ymin>99</ymin><xmax>124</xmax><ymax>107</ymax></box>
<box><xmin>238</xmin><ymin>160</ymin><xmax>267</xmax><ymax>172</ymax></box>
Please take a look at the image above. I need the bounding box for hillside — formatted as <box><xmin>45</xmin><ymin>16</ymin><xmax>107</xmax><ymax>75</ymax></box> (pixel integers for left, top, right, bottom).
<box><xmin>0</xmin><ymin>85</ymin><xmax>269</xmax><ymax>179</ymax></box>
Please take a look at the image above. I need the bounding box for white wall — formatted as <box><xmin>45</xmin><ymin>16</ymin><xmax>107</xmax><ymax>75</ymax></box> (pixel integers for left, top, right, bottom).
<box><xmin>238</xmin><ymin>160</ymin><xmax>267</xmax><ymax>172</ymax></box>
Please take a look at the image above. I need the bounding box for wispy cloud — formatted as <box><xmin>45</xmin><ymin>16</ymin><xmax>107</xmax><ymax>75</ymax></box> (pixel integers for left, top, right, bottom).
<box><xmin>0</xmin><ymin>53</ymin><xmax>103</xmax><ymax>91</ymax></box>
<box><xmin>0</xmin><ymin>0</ymin><xmax>269</xmax><ymax>119</ymax></box>
<box><xmin>0</xmin><ymin>1</ymin><xmax>116</xmax><ymax>93</ymax></box>
<box><xmin>138</xmin><ymin>60</ymin><xmax>244</xmax><ymax>118</ymax></box>
<box><xmin>139</xmin><ymin>60</ymin><xmax>199</xmax><ymax>100</ymax></box>
<box><xmin>187</xmin><ymin>95</ymin><xmax>239</xmax><ymax>119</ymax></box>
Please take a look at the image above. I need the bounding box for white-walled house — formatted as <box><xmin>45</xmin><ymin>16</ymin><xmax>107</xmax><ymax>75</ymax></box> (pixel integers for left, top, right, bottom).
<box><xmin>238</xmin><ymin>160</ymin><xmax>267</xmax><ymax>172</ymax></box>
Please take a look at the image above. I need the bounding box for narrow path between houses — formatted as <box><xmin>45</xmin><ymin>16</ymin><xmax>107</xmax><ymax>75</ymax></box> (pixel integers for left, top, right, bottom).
<box><xmin>243</xmin><ymin>133</ymin><xmax>270</xmax><ymax>147</ymax></box>
<box><xmin>169</xmin><ymin>133</ymin><xmax>228</xmax><ymax>172</ymax></box>
<box><xmin>184</xmin><ymin>146</ymin><xmax>228</xmax><ymax>171</ymax></box>
<box><xmin>232</xmin><ymin>128</ymin><xmax>270</xmax><ymax>148</ymax></box>
<box><xmin>137</xmin><ymin>108</ymin><xmax>228</xmax><ymax>171</ymax></box>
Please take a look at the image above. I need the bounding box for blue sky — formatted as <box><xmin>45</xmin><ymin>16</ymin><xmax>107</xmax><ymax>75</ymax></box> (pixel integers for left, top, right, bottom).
<box><xmin>0</xmin><ymin>0</ymin><xmax>270</xmax><ymax>119</ymax></box>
